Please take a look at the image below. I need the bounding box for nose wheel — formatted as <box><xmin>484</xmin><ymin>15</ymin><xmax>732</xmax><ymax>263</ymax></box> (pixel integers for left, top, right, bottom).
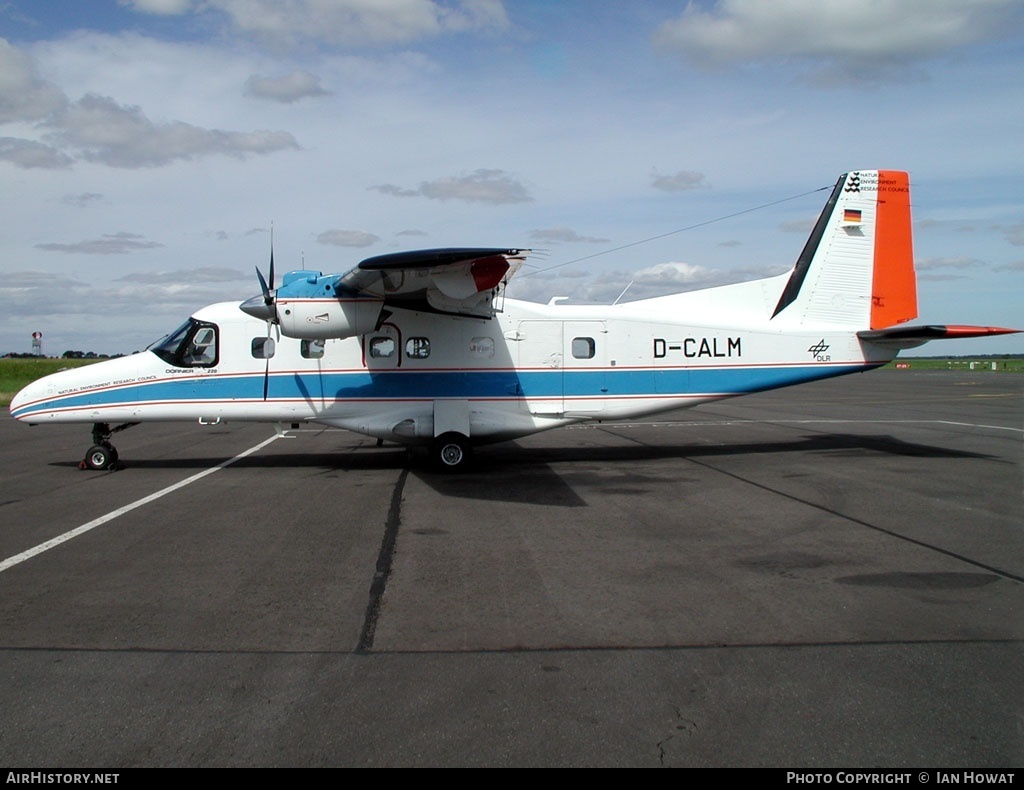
<box><xmin>82</xmin><ymin>443</ymin><xmax>118</xmax><ymax>471</ymax></box>
<box><xmin>78</xmin><ymin>422</ymin><xmax>136</xmax><ymax>471</ymax></box>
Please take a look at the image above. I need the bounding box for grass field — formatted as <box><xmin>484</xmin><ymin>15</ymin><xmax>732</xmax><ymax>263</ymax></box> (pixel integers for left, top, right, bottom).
<box><xmin>2</xmin><ymin>355</ymin><xmax>1020</xmax><ymax>409</ymax></box>
<box><xmin>884</xmin><ymin>357</ymin><xmax>1024</xmax><ymax>372</ymax></box>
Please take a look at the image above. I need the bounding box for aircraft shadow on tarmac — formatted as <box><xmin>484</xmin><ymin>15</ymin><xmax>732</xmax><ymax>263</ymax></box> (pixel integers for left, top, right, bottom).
<box><xmin>47</xmin><ymin>431</ymin><xmax>997</xmax><ymax>471</ymax></box>
<box><xmin>48</xmin><ymin>431</ymin><xmax>997</xmax><ymax>507</ymax></box>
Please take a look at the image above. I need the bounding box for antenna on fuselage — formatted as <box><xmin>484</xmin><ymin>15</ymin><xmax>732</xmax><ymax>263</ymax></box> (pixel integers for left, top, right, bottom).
<box><xmin>612</xmin><ymin>281</ymin><xmax>634</xmax><ymax>305</ymax></box>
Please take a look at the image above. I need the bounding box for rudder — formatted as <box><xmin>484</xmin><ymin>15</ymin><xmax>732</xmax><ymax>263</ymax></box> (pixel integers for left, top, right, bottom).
<box><xmin>869</xmin><ymin>170</ymin><xmax>916</xmax><ymax>328</ymax></box>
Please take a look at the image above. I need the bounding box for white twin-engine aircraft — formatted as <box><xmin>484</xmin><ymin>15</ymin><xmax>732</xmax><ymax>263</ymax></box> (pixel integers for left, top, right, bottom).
<box><xmin>11</xmin><ymin>170</ymin><xmax>1019</xmax><ymax>471</ymax></box>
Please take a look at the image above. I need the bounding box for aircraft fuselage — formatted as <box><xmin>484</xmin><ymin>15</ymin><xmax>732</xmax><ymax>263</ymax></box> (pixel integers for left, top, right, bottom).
<box><xmin>10</xmin><ymin>293</ymin><xmax>894</xmax><ymax>446</ymax></box>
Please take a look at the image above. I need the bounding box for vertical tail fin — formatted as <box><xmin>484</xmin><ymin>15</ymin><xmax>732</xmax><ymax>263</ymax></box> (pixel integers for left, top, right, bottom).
<box><xmin>771</xmin><ymin>170</ymin><xmax>917</xmax><ymax>329</ymax></box>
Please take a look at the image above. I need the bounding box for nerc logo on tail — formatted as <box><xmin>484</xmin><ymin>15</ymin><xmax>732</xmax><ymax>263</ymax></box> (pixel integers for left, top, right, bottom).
<box><xmin>9</xmin><ymin>170</ymin><xmax>1020</xmax><ymax>472</ymax></box>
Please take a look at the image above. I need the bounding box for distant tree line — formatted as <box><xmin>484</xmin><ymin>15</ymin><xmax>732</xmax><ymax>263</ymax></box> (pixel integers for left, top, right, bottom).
<box><xmin>2</xmin><ymin>351</ymin><xmax>122</xmax><ymax>359</ymax></box>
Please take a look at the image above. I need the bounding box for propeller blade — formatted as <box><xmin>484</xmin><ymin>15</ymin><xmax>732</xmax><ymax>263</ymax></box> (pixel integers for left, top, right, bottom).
<box><xmin>241</xmin><ymin>229</ymin><xmax>280</xmax><ymax>323</ymax></box>
<box><xmin>262</xmin><ymin>343</ymin><xmax>271</xmax><ymax>400</ymax></box>
<box><xmin>256</xmin><ymin>265</ymin><xmax>270</xmax><ymax>300</ymax></box>
<box><xmin>262</xmin><ymin>317</ymin><xmax>273</xmax><ymax>401</ymax></box>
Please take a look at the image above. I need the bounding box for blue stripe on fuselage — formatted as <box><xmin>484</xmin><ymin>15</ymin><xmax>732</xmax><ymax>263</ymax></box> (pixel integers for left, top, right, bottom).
<box><xmin>13</xmin><ymin>363</ymin><xmax>871</xmax><ymax>419</ymax></box>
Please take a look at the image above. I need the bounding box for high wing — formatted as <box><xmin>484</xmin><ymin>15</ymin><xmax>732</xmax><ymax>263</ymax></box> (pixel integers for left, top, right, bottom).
<box><xmin>340</xmin><ymin>247</ymin><xmax>528</xmax><ymax>316</ymax></box>
<box><xmin>240</xmin><ymin>246</ymin><xmax>529</xmax><ymax>338</ymax></box>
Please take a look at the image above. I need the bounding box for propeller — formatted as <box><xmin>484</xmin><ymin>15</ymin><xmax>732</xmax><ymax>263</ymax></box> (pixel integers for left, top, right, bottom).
<box><xmin>237</xmin><ymin>230</ymin><xmax>280</xmax><ymax>400</ymax></box>
<box><xmin>240</xmin><ymin>228</ymin><xmax>279</xmax><ymax>323</ymax></box>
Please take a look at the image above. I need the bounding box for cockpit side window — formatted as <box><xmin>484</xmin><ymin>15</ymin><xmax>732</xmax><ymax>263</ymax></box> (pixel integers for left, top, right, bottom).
<box><xmin>151</xmin><ymin>319</ymin><xmax>219</xmax><ymax>367</ymax></box>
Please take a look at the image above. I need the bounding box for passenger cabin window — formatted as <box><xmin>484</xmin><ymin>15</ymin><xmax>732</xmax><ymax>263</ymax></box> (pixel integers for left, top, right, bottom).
<box><xmin>572</xmin><ymin>337</ymin><xmax>595</xmax><ymax>359</ymax></box>
<box><xmin>369</xmin><ymin>336</ymin><xmax>396</xmax><ymax>358</ymax></box>
<box><xmin>405</xmin><ymin>337</ymin><xmax>430</xmax><ymax>359</ymax></box>
<box><xmin>301</xmin><ymin>339</ymin><xmax>325</xmax><ymax>359</ymax></box>
<box><xmin>151</xmin><ymin>319</ymin><xmax>219</xmax><ymax>367</ymax></box>
<box><xmin>251</xmin><ymin>337</ymin><xmax>275</xmax><ymax>359</ymax></box>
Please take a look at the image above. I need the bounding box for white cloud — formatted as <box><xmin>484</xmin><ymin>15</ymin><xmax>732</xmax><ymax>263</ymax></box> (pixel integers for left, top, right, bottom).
<box><xmin>44</xmin><ymin>93</ymin><xmax>301</xmax><ymax>168</ymax></box>
<box><xmin>206</xmin><ymin>0</ymin><xmax>510</xmax><ymax>49</ymax></box>
<box><xmin>918</xmin><ymin>273</ymin><xmax>969</xmax><ymax>282</ymax></box>
<box><xmin>1002</xmin><ymin>224</ymin><xmax>1024</xmax><ymax>246</ymax></box>
<box><xmin>529</xmin><ymin>227</ymin><xmax>610</xmax><ymax>244</ymax></box>
<box><xmin>36</xmin><ymin>232</ymin><xmax>164</xmax><ymax>255</ymax></box>
<box><xmin>119</xmin><ymin>0</ymin><xmax>193</xmax><ymax>14</ymax></box>
<box><xmin>244</xmin><ymin>71</ymin><xmax>330</xmax><ymax>103</ymax></box>
<box><xmin>654</xmin><ymin>0</ymin><xmax>1022</xmax><ymax>84</ymax></box>
<box><xmin>371</xmin><ymin>169</ymin><xmax>532</xmax><ymax>204</ymax></box>
<box><xmin>1</xmin><ymin>38</ymin><xmax>303</xmax><ymax>169</ymax></box>
<box><xmin>317</xmin><ymin>229</ymin><xmax>382</xmax><ymax>247</ymax></box>
<box><xmin>915</xmin><ymin>256</ymin><xmax>986</xmax><ymax>270</ymax></box>
<box><xmin>632</xmin><ymin>261</ymin><xmax>716</xmax><ymax>286</ymax></box>
<box><xmin>0</xmin><ymin>268</ymin><xmax>251</xmax><ymax>353</ymax></box>
<box><xmin>779</xmin><ymin>218</ymin><xmax>815</xmax><ymax>234</ymax></box>
<box><xmin>0</xmin><ymin>38</ymin><xmax>67</xmax><ymax>122</ymax></box>
<box><xmin>0</xmin><ymin>137</ymin><xmax>73</xmax><ymax>169</ymax></box>
<box><xmin>117</xmin><ymin>266</ymin><xmax>248</xmax><ymax>283</ymax></box>
<box><xmin>651</xmin><ymin>170</ymin><xmax>708</xmax><ymax>192</ymax></box>
<box><xmin>61</xmin><ymin>193</ymin><xmax>105</xmax><ymax>208</ymax></box>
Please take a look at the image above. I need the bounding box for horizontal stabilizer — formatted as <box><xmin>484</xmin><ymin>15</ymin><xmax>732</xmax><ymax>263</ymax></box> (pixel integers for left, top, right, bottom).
<box><xmin>858</xmin><ymin>324</ymin><xmax>1020</xmax><ymax>349</ymax></box>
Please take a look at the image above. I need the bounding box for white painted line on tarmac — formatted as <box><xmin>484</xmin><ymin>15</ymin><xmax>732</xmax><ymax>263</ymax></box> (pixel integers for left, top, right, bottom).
<box><xmin>936</xmin><ymin>420</ymin><xmax>1023</xmax><ymax>433</ymax></box>
<box><xmin>572</xmin><ymin>418</ymin><xmax>1023</xmax><ymax>433</ymax></box>
<box><xmin>0</xmin><ymin>434</ymin><xmax>280</xmax><ymax>575</ymax></box>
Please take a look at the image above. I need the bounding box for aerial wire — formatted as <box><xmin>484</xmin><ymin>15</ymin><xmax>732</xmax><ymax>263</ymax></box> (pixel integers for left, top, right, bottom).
<box><xmin>519</xmin><ymin>183</ymin><xmax>833</xmax><ymax>279</ymax></box>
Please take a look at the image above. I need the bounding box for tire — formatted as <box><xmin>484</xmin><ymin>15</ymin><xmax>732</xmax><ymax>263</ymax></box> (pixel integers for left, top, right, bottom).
<box><xmin>84</xmin><ymin>444</ymin><xmax>115</xmax><ymax>471</ymax></box>
<box><xmin>432</xmin><ymin>432</ymin><xmax>472</xmax><ymax>472</ymax></box>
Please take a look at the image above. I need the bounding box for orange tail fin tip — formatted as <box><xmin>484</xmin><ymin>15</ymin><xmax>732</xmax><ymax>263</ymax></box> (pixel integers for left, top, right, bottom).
<box><xmin>870</xmin><ymin>170</ymin><xmax>917</xmax><ymax>329</ymax></box>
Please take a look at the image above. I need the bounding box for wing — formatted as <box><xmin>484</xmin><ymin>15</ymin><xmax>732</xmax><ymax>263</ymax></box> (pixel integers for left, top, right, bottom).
<box><xmin>339</xmin><ymin>247</ymin><xmax>529</xmax><ymax>317</ymax></box>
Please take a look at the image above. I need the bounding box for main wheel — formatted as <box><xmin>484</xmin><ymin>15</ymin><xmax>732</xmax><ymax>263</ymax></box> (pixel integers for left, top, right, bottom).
<box><xmin>432</xmin><ymin>432</ymin><xmax>472</xmax><ymax>472</ymax></box>
<box><xmin>84</xmin><ymin>444</ymin><xmax>116</xmax><ymax>471</ymax></box>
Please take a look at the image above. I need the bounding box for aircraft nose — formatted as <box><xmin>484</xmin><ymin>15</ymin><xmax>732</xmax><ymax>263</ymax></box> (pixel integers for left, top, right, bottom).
<box><xmin>10</xmin><ymin>378</ymin><xmax>42</xmax><ymax>421</ymax></box>
<box><xmin>240</xmin><ymin>294</ymin><xmax>277</xmax><ymax>322</ymax></box>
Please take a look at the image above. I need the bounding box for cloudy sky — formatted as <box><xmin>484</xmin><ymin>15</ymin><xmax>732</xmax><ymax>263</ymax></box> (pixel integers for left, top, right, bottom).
<box><xmin>2</xmin><ymin>0</ymin><xmax>1022</xmax><ymax>356</ymax></box>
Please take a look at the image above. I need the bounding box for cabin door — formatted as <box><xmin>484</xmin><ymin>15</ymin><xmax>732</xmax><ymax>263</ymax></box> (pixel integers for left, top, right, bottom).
<box><xmin>561</xmin><ymin>321</ymin><xmax>607</xmax><ymax>414</ymax></box>
<box><xmin>515</xmin><ymin>320</ymin><xmax>607</xmax><ymax>415</ymax></box>
<box><xmin>515</xmin><ymin>320</ymin><xmax>563</xmax><ymax>415</ymax></box>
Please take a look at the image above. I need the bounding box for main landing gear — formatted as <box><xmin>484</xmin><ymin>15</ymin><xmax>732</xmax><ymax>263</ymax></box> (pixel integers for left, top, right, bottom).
<box><xmin>79</xmin><ymin>422</ymin><xmax>138</xmax><ymax>471</ymax></box>
<box><xmin>431</xmin><ymin>432</ymin><xmax>473</xmax><ymax>473</ymax></box>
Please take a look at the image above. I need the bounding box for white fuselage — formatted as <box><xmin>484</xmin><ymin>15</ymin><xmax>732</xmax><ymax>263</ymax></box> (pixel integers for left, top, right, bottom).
<box><xmin>10</xmin><ymin>283</ymin><xmax>896</xmax><ymax>445</ymax></box>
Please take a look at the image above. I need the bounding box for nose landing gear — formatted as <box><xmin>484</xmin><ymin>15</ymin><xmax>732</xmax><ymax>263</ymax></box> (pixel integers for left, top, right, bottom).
<box><xmin>79</xmin><ymin>422</ymin><xmax>137</xmax><ymax>471</ymax></box>
<box><xmin>81</xmin><ymin>443</ymin><xmax>118</xmax><ymax>471</ymax></box>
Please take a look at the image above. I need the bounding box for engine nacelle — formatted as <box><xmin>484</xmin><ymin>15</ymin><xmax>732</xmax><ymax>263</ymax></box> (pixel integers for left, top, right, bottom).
<box><xmin>277</xmin><ymin>297</ymin><xmax>384</xmax><ymax>340</ymax></box>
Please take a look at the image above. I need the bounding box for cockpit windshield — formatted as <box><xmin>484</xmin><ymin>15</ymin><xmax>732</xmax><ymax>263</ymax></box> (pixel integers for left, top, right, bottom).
<box><xmin>150</xmin><ymin>318</ymin><xmax>219</xmax><ymax>367</ymax></box>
